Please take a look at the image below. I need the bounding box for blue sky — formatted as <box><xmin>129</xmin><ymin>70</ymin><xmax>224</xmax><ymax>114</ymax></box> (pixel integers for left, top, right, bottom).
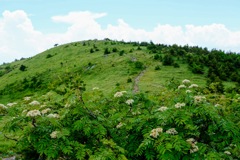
<box><xmin>1</xmin><ymin>0</ymin><xmax>240</xmax><ymax>63</ymax></box>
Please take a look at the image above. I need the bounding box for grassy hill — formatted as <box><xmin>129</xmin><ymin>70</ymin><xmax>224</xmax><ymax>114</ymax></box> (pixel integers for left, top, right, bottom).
<box><xmin>1</xmin><ymin>39</ymin><xmax>237</xmax><ymax>104</ymax></box>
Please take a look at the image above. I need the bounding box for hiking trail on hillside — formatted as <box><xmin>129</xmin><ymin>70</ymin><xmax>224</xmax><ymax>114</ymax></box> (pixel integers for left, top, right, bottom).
<box><xmin>133</xmin><ymin>69</ymin><xmax>146</xmax><ymax>93</ymax></box>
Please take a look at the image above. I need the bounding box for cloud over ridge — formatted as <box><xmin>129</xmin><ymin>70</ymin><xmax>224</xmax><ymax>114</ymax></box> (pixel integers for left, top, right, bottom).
<box><xmin>1</xmin><ymin>10</ymin><xmax>240</xmax><ymax>63</ymax></box>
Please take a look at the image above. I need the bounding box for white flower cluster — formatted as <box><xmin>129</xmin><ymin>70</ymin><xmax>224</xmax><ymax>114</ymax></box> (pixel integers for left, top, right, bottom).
<box><xmin>194</xmin><ymin>96</ymin><xmax>206</xmax><ymax>104</ymax></box>
<box><xmin>132</xmin><ymin>111</ymin><xmax>141</xmax><ymax>115</ymax></box>
<box><xmin>26</xmin><ymin>110</ymin><xmax>41</xmax><ymax>117</ymax></box>
<box><xmin>7</xmin><ymin>102</ymin><xmax>17</xmax><ymax>107</ymax></box>
<box><xmin>150</xmin><ymin>128</ymin><xmax>163</xmax><ymax>138</ymax></box>
<box><xmin>126</xmin><ymin>99</ymin><xmax>134</xmax><ymax>105</ymax></box>
<box><xmin>24</xmin><ymin>97</ymin><xmax>31</xmax><ymax>101</ymax></box>
<box><xmin>186</xmin><ymin>90</ymin><xmax>192</xmax><ymax>93</ymax></box>
<box><xmin>166</xmin><ymin>128</ymin><xmax>178</xmax><ymax>135</ymax></box>
<box><xmin>50</xmin><ymin>131</ymin><xmax>59</xmax><ymax>139</ymax></box>
<box><xmin>47</xmin><ymin>113</ymin><xmax>60</xmax><ymax>118</ymax></box>
<box><xmin>114</xmin><ymin>91</ymin><xmax>127</xmax><ymax>98</ymax></box>
<box><xmin>186</xmin><ymin>138</ymin><xmax>199</xmax><ymax>153</ymax></box>
<box><xmin>41</xmin><ymin>108</ymin><xmax>51</xmax><ymax>114</ymax></box>
<box><xmin>0</xmin><ymin>104</ymin><xmax>7</xmax><ymax>109</ymax></box>
<box><xmin>189</xmin><ymin>84</ymin><xmax>198</xmax><ymax>88</ymax></box>
<box><xmin>178</xmin><ymin>84</ymin><xmax>186</xmax><ymax>89</ymax></box>
<box><xmin>182</xmin><ymin>79</ymin><xmax>191</xmax><ymax>84</ymax></box>
<box><xmin>158</xmin><ymin>106</ymin><xmax>168</xmax><ymax>112</ymax></box>
<box><xmin>175</xmin><ymin>103</ymin><xmax>185</xmax><ymax>109</ymax></box>
<box><xmin>116</xmin><ymin>122</ymin><xmax>125</xmax><ymax>128</ymax></box>
<box><xmin>29</xmin><ymin>100</ymin><xmax>40</xmax><ymax>106</ymax></box>
<box><xmin>224</xmin><ymin>151</ymin><xmax>231</xmax><ymax>155</ymax></box>
<box><xmin>214</xmin><ymin>104</ymin><xmax>221</xmax><ymax>107</ymax></box>
<box><xmin>40</xmin><ymin>105</ymin><xmax>46</xmax><ymax>108</ymax></box>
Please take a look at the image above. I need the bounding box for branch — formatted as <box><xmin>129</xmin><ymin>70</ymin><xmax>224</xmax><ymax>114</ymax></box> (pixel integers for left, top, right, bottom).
<box><xmin>77</xmin><ymin>90</ymin><xmax>97</xmax><ymax>119</ymax></box>
<box><xmin>4</xmin><ymin>134</ymin><xmax>18</xmax><ymax>142</ymax></box>
<box><xmin>32</xmin><ymin>118</ymin><xmax>37</xmax><ymax>127</ymax></box>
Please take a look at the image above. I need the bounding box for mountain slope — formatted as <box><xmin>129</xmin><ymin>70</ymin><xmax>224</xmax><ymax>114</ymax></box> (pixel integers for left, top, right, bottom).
<box><xmin>0</xmin><ymin>39</ymin><xmax>238</xmax><ymax>103</ymax></box>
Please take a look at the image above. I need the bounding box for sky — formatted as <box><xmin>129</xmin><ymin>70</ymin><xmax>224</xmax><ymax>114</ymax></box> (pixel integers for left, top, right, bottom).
<box><xmin>1</xmin><ymin>0</ymin><xmax>240</xmax><ymax>64</ymax></box>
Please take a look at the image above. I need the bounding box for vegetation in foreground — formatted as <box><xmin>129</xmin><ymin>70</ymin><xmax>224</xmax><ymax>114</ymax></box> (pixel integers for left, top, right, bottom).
<box><xmin>1</xmin><ymin>77</ymin><xmax>240</xmax><ymax>159</ymax></box>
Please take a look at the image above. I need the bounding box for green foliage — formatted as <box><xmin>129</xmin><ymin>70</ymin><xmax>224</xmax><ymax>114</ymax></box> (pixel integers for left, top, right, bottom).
<box><xmin>162</xmin><ymin>54</ymin><xmax>174</xmax><ymax>66</ymax></box>
<box><xmin>90</xmin><ymin>48</ymin><xmax>94</xmax><ymax>53</ymax></box>
<box><xmin>119</xmin><ymin>50</ymin><xmax>125</xmax><ymax>56</ymax></box>
<box><xmin>112</xmin><ymin>47</ymin><xmax>118</xmax><ymax>52</ymax></box>
<box><xmin>19</xmin><ymin>65</ymin><xmax>27</xmax><ymax>71</ymax></box>
<box><xmin>173</xmin><ymin>62</ymin><xmax>180</xmax><ymax>68</ymax></box>
<box><xmin>135</xmin><ymin>61</ymin><xmax>144</xmax><ymax>70</ymax></box>
<box><xmin>155</xmin><ymin>65</ymin><xmax>161</xmax><ymax>70</ymax></box>
<box><xmin>46</xmin><ymin>54</ymin><xmax>53</xmax><ymax>58</ymax></box>
<box><xmin>104</xmin><ymin>48</ymin><xmax>110</xmax><ymax>55</ymax></box>
<box><xmin>127</xmin><ymin>78</ymin><xmax>132</xmax><ymax>83</ymax></box>
<box><xmin>2</xmin><ymin>78</ymin><xmax>240</xmax><ymax>159</ymax></box>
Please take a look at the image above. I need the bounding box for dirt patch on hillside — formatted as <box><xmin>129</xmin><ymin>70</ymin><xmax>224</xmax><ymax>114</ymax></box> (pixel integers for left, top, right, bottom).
<box><xmin>133</xmin><ymin>69</ymin><xmax>146</xmax><ymax>93</ymax></box>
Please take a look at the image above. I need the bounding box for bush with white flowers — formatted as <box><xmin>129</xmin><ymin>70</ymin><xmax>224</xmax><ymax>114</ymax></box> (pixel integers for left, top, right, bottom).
<box><xmin>2</xmin><ymin>78</ymin><xmax>240</xmax><ymax>159</ymax></box>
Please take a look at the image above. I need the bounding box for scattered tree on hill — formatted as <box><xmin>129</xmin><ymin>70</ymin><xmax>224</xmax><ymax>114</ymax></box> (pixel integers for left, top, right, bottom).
<box><xmin>162</xmin><ymin>54</ymin><xmax>174</xmax><ymax>66</ymax></box>
<box><xmin>19</xmin><ymin>65</ymin><xmax>27</xmax><ymax>71</ymax></box>
<box><xmin>104</xmin><ymin>48</ymin><xmax>110</xmax><ymax>55</ymax></box>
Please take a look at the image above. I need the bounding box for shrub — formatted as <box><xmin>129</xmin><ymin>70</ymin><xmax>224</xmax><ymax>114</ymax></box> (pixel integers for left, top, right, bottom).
<box><xmin>127</xmin><ymin>78</ymin><xmax>132</xmax><ymax>83</ymax></box>
<box><xmin>112</xmin><ymin>47</ymin><xmax>118</xmax><ymax>52</ymax></box>
<box><xmin>154</xmin><ymin>54</ymin><xmax>161</xmax><ymax>60</ymax></box>
<box><xmin>173</xmin><ymin>62</ymin><xmax>180</xmax><ymax>68</ymax></box>
<box><xmin>19</xmin><ymin>65</ymin><xmax>27</xmax><ymax>71</ymax></box>
<box><xmin>135</xmin><ymin>61</ymin><xmax>144</xmax><ymax>69</ymax></box>
<box><xmin>163</xmin><ymin>54</ymin><xmax>174</xmax><ymax>66</ymax></box>
<box><xmin>104</xmin><ymin>48</ymin><xmax>110</xmax><ymax>55</ymax></box>
<box><xmin>155</xmin><ymin>65</ymin><xmax>161</xmax><ymax>70</ymax></box>
<box><xmin>90</xmin><ymin>48</ymin><xmax>94</xmax><ymax>53</ymax></box>
<box><xmin>46</xmin><ymin>54</ymin><xmax>53</xmax><ymax>58</ymax></box>
<box><xmin>3</xmin><ymin>78</ymin><xmax>240</xmax><ymax>159</ymax></box>
<box><xmin>119</xmin><ymin>50</ymin><xmax>125</xmax><ymax>56</ymax></box>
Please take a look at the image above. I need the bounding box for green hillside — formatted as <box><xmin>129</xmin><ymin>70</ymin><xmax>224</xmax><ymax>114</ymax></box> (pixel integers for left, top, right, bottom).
<box><xmin>0</xmin><ymin>39</ymin><xmax>240</xmax><ymax>159</ymax></box>
<box><xmin>1</xmin><ymin>39</ymin><xmax>239</xmax><ymax>103</ymax></box>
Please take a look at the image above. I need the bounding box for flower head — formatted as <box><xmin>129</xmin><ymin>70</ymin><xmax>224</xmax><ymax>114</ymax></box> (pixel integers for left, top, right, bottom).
<box><xmin>0</xmin><ymin>104</ymin><xmax>7</xmax><ymax>109</ymax></box>
<box><xmin>126</xmin><ymin>99</ymin><xmax>134</xmax><ymax>105</ymax></box>
<box><xmin>150</xmin><ymin>127</ymin><xmax>163</xmax><ymax>138</ymax></box>
<box><xmin>116</xmin><ymin>122</ymin><xmax>124</xmax><ymax>128</ymax></box>
<box><xmin>24</xmin><ymin>97</ymin><xmax>31</xmax><ymax>101</ymax></box>
<box><xmin>26</xmin><ymin>110</ymin><xmax>41</xmax><ymax>117</ymax></box>
<box><xmin>178</xmin><ymin>84</ymin><xmax>186</xmax><ymax>89</ymax></box>
<box><xmin>190</xmin><ymin>145</ymin><xmax>199</xmax><ymax>153</ymax></box>
<box><xmin>194</xmin><ymin>96</ymin><xmax>206</xmax><ymax>104</ymax></box>
<box><xmin>47</xmin><ymin>113</ymin><xmax>60</xmax><ymax>118</ymax></box>
<box><xmin>186</xmin><ymin>138</ymin><xmax>199</xmax><ymax>153</ymax></box>
<box><xmin>166</xmin><ymin>128</ymin><xmax>178</xmax><ymax>135</ymax></box>
<box><xmin>7</xmin><ymin>102</ymin><xmax>17</xmax><ymax>107</ymax></box>
<box><xmin>224</xmin><ymin>151</ymin><xmax>231</xmax><ymax>155</ymax></box>
<box><xmin>175</xmin><ymin>103</ymin><xmax>185</xmax><ymax>109</ymax></box>
<box><xmin>29</xmin><ymin>100</ymin><xmax>40</xmax><ymax>106</ymax></box>
<box><xmin>41</xmin><ymin>108</ymin><xmax>51</xmax><ymax>114</ymax></box>
<box><xmin>50</xmin><ymin>131</ymin><xmax>59</xmax><ymax>139</ymax></box>
<box><xmin>114</xmin><ymin>91</ymin><xmax>124</xmax><ymax>98</ymax></box>
<box><xmin>182</xmin><ymin>79</ymin><xmax>191</xmax><ymax>84</ymax></box>
<box><xmin>158</xmin><ymin>106</ymin><xmax>168</xmax><ymax>112</ymax></box>
<box><xmin>189</xmin><ymin>84</ymin><xmax>198</xmax><ymax>88</ymax></box>
<box><xmin>186</xmin><ymin>90</ymin><xmax>192</xmax><ymax>93</ymax></box>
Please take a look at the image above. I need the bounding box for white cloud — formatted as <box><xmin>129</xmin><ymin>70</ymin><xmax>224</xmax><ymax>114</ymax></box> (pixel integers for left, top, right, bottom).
<box><xmin>0</xmin><ymin>10</ymin><xmax>240</xmax><ymax>64</ymax></box>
